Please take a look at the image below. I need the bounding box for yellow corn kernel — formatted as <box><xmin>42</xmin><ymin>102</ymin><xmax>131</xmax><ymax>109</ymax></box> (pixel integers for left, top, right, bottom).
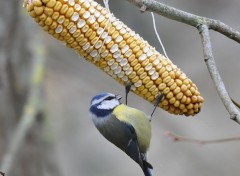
<box><xmin>46</xmin><ymin>0</ymin><xmax>56</xmax><ymax>8</ymax></box>
<box><xmin>60</xmin><ymin>4</ymin><xmax>68</xmax><ymax>14</ymax></box>
<box><xmin>44</xmin><ymin>7</ymin><xmax>54</xmax><ymax>16</ymax></box>
<box><xmin>66</xmin><ymin>7</ymin><xmax>74</xmax><ymax>18</ymax></box>
<box><xmin>167</xmin><ymin>79</ymin><xmax>174</xmax><ymax>87</ymax></box>
<box><xmin>166</xmin><ymin>92</ymin><xmax>173</xmax><ymax>99</ymax></box>
<box><xmin>54</xmin><ymin>1</ymin><xmax>62</xmax><ymax>11</ymax></box>
<box><xmin>34</xmin><ymin>6</ymin><xmax>44</xmax><ymax>15</ymax></box>
<box><xmin>162</xmin><ymin>87</ymin><xmax>170</xmax><ymax>94</ymax></box>
<box><xmin>159</xmin><ymin>83</ymin><xmax>166</xmax><ymax>91</ymax></box>
<box><xmin>29</xmin><ymin>11</ymin><xmax>37</xmax><ymax>18</ymax></box>
<box><xmin>42</xmin><ymin>0</ymin><xmax>50</xmax><ymax>3</ymax></box>
<box><xmin>33</xmin><ymin>0</ymin><xmax>43</xmax><ymax>6</ymax></box>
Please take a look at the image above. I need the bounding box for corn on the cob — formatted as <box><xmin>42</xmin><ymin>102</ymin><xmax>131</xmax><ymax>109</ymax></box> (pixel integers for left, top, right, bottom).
<box><xmin>23</xmin><ymin>0</ymin><xmax>204</xmax><ymax>116</ymax></box>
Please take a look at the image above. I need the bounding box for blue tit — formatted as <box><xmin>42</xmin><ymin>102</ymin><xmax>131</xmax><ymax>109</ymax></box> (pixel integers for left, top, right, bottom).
<box><xmin>89</xmin><ymin>92</ymin><xmax>153</xmax><ymax>176</ymax></box>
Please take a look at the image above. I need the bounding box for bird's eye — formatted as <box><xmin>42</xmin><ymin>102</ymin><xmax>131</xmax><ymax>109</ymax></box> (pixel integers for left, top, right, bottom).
<box><xmin>105</xmin><ymin>96</ymin><xmax>114</xmax><ymax>101</ymax></box>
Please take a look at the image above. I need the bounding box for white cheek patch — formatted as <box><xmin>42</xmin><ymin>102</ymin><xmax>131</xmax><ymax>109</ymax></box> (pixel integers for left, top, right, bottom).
<box><xmin>97</xmin><ymin>99</ymin><xmax>119</xmax><ymax>110</ymax></box>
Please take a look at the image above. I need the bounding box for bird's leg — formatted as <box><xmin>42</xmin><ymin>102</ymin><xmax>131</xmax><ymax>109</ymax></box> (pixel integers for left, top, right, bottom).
<box><xmin>149</xmin><ymin>93</ymin><xmax>164</xmax><ymax>122</ymax></box>
<box><xmin>125</xmin><ymin>82</ymin><xmax>132</xmax><ymax>105</ymax></box>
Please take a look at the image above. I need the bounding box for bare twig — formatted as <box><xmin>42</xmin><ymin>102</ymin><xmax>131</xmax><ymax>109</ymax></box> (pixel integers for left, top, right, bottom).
<box><xmin>164</xmin><ymin>131</ymin><xmax>240</xmax><ymax>145</ymax></box>
<box><xmin>0</xmin><ymin>44</ymin><xmax>46</xmax><ymax>174</ymax></box>
<box><xmin>231</xmin><ymin>98</ymin><xmax>240</xmax><ymax>109</ymax></box>
<box><xmin>198</xmin><ymin>24</ymin><xmax>240</xmax><ymax>124</ymax></box>
<box><xmin>124</xmin><ymin>0</ymin><xmax>240</xmax><ymax>43</ymax></box>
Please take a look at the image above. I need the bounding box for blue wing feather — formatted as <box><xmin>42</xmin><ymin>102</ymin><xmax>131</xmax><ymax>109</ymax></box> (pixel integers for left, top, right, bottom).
<box><xmin>124</xmin><ymin>123</ymin><xmax>153</xmax><ymax>176</ymax></box>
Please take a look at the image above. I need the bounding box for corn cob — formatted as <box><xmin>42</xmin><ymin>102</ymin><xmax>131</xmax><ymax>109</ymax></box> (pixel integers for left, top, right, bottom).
<box><xmin>23</xmin><ymin>0</ymin><xmax>204</xmax><ymax>116</ymax></box>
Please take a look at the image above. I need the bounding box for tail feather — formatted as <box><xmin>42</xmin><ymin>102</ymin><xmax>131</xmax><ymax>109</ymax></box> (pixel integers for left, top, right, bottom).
<box><xmin>143</xmin><ymin>166</ymin><xmax>152</xmax><ymax>176</ymax></box>
<box><xmin>142</xmin><ymin>159</ymin><xmax>153</xmax><ymax>176</ymax></box>
<box><xmin>143</xmin><ymin>160</ymin><xmax>153</xmax><ymax>169</ymax></box>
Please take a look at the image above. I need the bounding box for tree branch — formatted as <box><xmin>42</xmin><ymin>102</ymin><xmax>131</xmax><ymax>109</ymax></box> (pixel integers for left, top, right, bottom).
<box><xmin>198</xmin><ymin>24</ymin><xmax>240</xmax><ymax>124</ymax></box>
<box><xmin>164</xmin><ymin>131</ymin><xmax>240</xmax><ymax>145</ymax></box>
<box><xmin>125</xmin><ymin>0</ymin><xmax>240</xmax><ymax>43</ymax></box>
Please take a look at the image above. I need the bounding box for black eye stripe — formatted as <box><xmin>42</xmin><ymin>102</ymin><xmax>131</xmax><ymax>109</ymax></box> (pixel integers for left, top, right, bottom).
<box><xmin>104</xmin><ymin>96</ymin><xmax>114</xmax><ymax>101</ymax></box>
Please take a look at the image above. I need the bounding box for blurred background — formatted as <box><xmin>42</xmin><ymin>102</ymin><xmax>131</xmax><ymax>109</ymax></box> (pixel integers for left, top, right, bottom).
<box><xmin>0</xmin><ymin>0</ymin><xmax>240</xmax><ymax>176</ymax></box>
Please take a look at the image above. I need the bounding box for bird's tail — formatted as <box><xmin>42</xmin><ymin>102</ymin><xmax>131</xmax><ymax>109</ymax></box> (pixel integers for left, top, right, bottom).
<box><xmin>143</xmin><ymin>160</ymin><xmax>153</xmax><ymax>176</ymax></box>
<box><xmin>143</xmin><ymin>167</ymin><xmax>152</xmax><ymax>176</ymax></box>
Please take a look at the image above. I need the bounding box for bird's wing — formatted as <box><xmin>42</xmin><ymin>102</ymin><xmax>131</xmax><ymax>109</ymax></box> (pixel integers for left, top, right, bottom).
<box><xmin>124</xmin><ymin>123</ymin><xmax>144</xmax><ymax>168</ymax></box>
<box><xmin>124</xmin><ymin>124</ymin><xmax>153</xmax><ymax>170</ymax></box>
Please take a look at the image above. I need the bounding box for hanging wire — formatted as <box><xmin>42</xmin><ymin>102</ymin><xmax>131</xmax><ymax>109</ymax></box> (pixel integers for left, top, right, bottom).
<box><xmin>151</xmin><ymin>12</ymin><xmax>169</xmax><ymax>58</ymax></box>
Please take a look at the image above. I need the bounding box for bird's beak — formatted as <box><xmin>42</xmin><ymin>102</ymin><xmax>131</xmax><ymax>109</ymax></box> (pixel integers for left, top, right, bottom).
<box><xmin>116</xmin><ymin>94</ymin><xmax>122</xmax><ymax>100</ymax></box>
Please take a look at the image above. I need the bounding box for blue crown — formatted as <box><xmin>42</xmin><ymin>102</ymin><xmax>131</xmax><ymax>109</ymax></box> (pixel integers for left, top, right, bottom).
<box><xmin>90</xmin><ymin>92</ymin><xmax>109</xmax><ymax>104</ymax></box>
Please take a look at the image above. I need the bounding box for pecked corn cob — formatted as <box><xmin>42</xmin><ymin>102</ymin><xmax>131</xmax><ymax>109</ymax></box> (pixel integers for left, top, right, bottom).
<box><xmin>23</xmin><ymin>0</ymin><xmax>204</xmax><ymax>116</ymax></box>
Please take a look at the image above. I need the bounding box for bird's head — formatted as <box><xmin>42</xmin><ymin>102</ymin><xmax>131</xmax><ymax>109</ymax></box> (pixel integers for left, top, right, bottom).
<box><xmin>89</xmin><ymin>92</ymin><xmax>122</xmax><ymax>118</ymax></box>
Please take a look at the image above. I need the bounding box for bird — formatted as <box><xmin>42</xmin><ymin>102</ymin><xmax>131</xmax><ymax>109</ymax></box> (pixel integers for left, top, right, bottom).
<box><xmin>89</xmin><ymin>91</ymin><xmax>163</xmax><ymax>176</ymax></box>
